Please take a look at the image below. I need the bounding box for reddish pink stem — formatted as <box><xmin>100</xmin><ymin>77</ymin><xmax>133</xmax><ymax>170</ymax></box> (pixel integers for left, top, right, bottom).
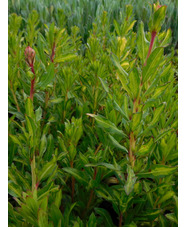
<box><xmin>145</xmin><ymin>31</ymin><xmax>157</xmax><ymax>66</ymax></box>
<box><xmin>50</xmin><ymin>43</ymin><xmax>55</xmax><ymax>63</ymax></box>
<box><xmin>30</xmin><ymin>64</ymin><xmax>35</xmax><ymax>101</ymax></box>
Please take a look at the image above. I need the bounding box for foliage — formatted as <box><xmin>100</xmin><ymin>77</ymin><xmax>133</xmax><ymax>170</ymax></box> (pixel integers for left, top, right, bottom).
<box><xmin>8</xmin><ymin>0</ymin><xmax>178</xmax><ymax>49</ymax></box>
<box><xmin>8</xmin><ymin>3</ymin><xmax>177</xmax><ymax>227</ymax></box>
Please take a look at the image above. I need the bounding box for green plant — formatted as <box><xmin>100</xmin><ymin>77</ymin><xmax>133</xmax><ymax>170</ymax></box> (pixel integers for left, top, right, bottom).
<box><xmin>8</xmin><ymin>2</ymin><xmax>177</xmax><ymax>227</ymax></box>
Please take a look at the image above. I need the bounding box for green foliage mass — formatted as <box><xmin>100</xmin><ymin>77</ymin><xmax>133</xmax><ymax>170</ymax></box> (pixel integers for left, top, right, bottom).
<box><xmin>8</xmin><ymin>0</ymin><xmax>178</xmax><ymax>49</ymax></box>
<box><xmin>8</xmin><ymin>3</ymin><xmax>177</xmax><ymax>227</ymax></box>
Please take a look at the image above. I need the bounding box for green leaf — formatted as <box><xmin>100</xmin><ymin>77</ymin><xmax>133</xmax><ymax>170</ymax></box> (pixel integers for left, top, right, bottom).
<box><xmin>143</xmin><ymin>181</ymin><xmax>154</xmax><ymax>208</ymax></box>
<box><xmin>124</xmin><ymin>165</ymin><xmax>137</xmax><ymax>195</ymax></box>
<box><xmin>85</xmin><ymin>162</ymin><xmax>121</xmax><ymax>171</ymax></box>
<box><xmin>87</xmin><ymin>213</ymin><xmax>97</xmax><ymax>227</ymax></box>
<box><xmin>25</xmin><ymin>98</ymin><xmax>35</xmax><ymax>119</ymax></box>
<box><xmin>95</xmin><ymin>208</ymin><xmax>114</xmax><ymax>227</ymax></box>
<box><xmin>37</xmin><ymin>34</ymin><xmax>47</xmax><ymax>65</ymax></box>
<box><xmin>99</xmin><ymin>77</ymin><xmax>109</xmax><ymax>93</ymax></box>
<box><xmin>131</xmin><ymin>112</ymin><xmax>142</xmax><ymax>131</ymax></box>
<box><xmin>155</xmin><ymin>128</ymin><xmax>173</xmax><ymax>142</ymax></box>
<box><xmin>112</xmin><ymin>54</ymin><xmax>131</xmax><ymax>94</ymax></box>
<box><xmin>25</xmin><ymin>115</ymin><xmax>37</xmax><ymax>139</ymax></box>
<box><xmin>38</xmin><ymin>209</ymin><xmax>48</xmax><ymax>227</ymax></box>
<box><xmin>38</xmin><ymin>161</ymin><xmax>57</xmax><ymax>182</ymax></box>
<box><xmin>165</xmin><ymin>213</ymin><xmax>178</xmax><ymax>224</ymax></box>
<box><xmin>151</xmin><ymin>84</ymin><xmax>168</xmax><ymax>99</ymax></box>
<box><xmin>108</xmin><ymin>134</ymin><xmax>128</xmax><ymax>153</ymax></box>
<box><xmin>137</xmin><ymin>138</ymin><xmax>154</xmax><ymax>156</ymax></box>
<box><xmin>8</xmin><ymin>181</ymin><xmax>22</xmax><ymax>198</ymax></box>
<box><xmin>62</xmin><ymin>167</ymin><xmax>88</xmax><ymax>186</ymax></box>
<box><xmin>9</xmin><ymin>135</ymin><xmax>22</xmax><ymax>147</ymax></box>
<box><xmin>137</xmin><ymin>209</ymin><xmax>162</xmax><ymax>221</ymax></box>
<box><xmin>158</xmin><ymin>191</ymin><xmax>175</xmax><ymax>205</ymax></box>
<box><xmin>35</xmin><ymin>107</ymin><xmax>42</xmax><ymax>122</ymax></box>
<box><xmin>152</xmin><ymin>6</ymin><xmax>167</xmax><ymax>33</ymax></box>
<box><xmin>49</xmin><ymin>98</ymin><xmax>63</xmax><ymax>104</ymax></box>
<box><xmin>142</xmin><ymin>47</ymin><xmax>164</xmax><ymax>83</ymax></box>
<box><xmin>137</xmin><ymin>165</ymin><xmax>177</xmax><ymax>179</ymax></box>
<box><xmin>137</xmin><ymin>22</ymin><xmax>149</xmax><ymax>65</ymax></box>
<box><xmin>149</xmin><ymin>103</ymin><xmax>165</xmax><ymax>126</ymax></box>
<box><xmin>54</xmin><ymin>54</ymin><xmax>77</xmax><ymax>63</ymax></box>
<box><xmin>161</xmin><ymin>29</ymin><xmax>172</xmax><ymax>47</ymax></box>
<box><xmin>40</xmin><ymin>134</ymin><xmax>47</xmax><ymax>158</ymax></box>
<box><xmin>38</xmin><ymin>63</ymin><xmax>55</xmax><ymax>89</ymax></box>
<box><xmin>128</xmin><ymin>68</ymin><xmax>140</xmax><ymax>99</ymax></box>
<box><xmin>87</xmin><ymin>114</ymin><xmax>126</xmax><ymax>137</ymax></box>
<box><xmin>113</xmin><ymin>99</ymin><xmax>129</xmax><ymax>121</ymax></box>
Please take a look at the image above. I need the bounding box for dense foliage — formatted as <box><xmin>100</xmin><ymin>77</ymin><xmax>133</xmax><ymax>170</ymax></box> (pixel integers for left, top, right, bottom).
<box><xmin>8</xmin><ymin>0</ymin><xmax>178</xmax><ymax>49</ymax></box>
<box><xmin>8</xmin><ymin>2</ymin><xmax>178</xmax><ymax>227</ymax></box>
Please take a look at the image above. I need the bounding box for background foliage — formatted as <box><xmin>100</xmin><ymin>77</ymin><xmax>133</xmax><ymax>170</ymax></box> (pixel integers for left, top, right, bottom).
<box><xmin>8</xmin><ymin>0</ymin><xmax>178</xmax><ymax>49</ymax></box>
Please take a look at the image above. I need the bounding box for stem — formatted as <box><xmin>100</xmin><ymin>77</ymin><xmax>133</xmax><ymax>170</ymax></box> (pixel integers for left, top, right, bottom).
<box><xmin>129</xmin><ymin>132</ymin><xmax>135</xmax><ymax>168</ymax></box>
<box><xmin>30</xmin><ymin>77</ymin><xmax>36</xmax><ymax>101</ymax></box>
<box><xmin>82</xmin><ymin>167</ymin><xmax>97</xmax><ymax>218</ymax></box>
<box><xmin>145</xmin><ymin>31</ymin><xmax>157</xmax><ymax>66</ymax></box>
<box><xmin>94</xmin><ymin>143</ymin><xmax>102</xmax><ymax>155</ymax></box>
<box><xmin>30</xmin><ymin>64</ymin><xmax>36</xmax><ymax>102</ymax></box>
<box><xmin>41</xmin><ymin>91</ymin><xmax>49</xmax><ymax>129</ymax></box>
<box><xmin>50</xmin><ymin>43</ymin><xmax>56</xmax><ymax>63</ymax></box>
<box><xmin>119</xmin><ymin>212</ymin><xmax>123</xmax><ymax>227</ymax></box>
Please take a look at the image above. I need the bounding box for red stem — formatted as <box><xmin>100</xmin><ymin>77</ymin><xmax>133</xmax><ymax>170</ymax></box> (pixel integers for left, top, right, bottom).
<box><xmin>119</xmin><ymin>212</ymin><xmax>123</xmax><ymax>227</ymax></box>
<box><xmin>30</xmin><ymin>64</ymin><xmax>35</xmax><ymax>101</ymax></box>
<box><xmin>145</xmin><ymin>31</ymin><xmax>157</xmax><ymax>66</ymax></box>
<box><xmin>50</xmin><ymin>43</ymin><xmax>55</xmax><ymax>63</ymax></box>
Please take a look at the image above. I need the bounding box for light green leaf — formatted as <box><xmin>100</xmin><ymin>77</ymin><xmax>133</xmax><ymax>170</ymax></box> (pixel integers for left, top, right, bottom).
<box><xmin>165</xmin><ymin>213</ymin><xmax>178</xmax><ymax>224</ymax></box>
<box><xmin>161</xmin><ymin>29</ymin><xmax>172</xmax><ymax>47</ymax></box>
<box><xmin>149</xmin><ymin>103</ymin><xmax>165</xmax><ymax>126</ymax></box>
<box><xmin>137</xmin><ymin>165</ymin><xmax>177</xmax><ymax>179</ymax></box>
<box><xmin>38</xmin><ymin>161</ymin><xmax>57</xmax><ymax>182</ymax></box>
<box><xmin>142</xmin><ymin>47</ymin><xmax>164</xmax><ymax>83</ymax></box>
<box><xmin>128</xmin><ymin>68</ymin><xmax>140</xmax><ymax>99</ymax></box>
<box><xmin>137</xmin><ymin>138</ymin><xmax>154</xmax><ymax>156</ymax></box>
<box><xmin>137</xmin><ymin>22</ymin><xmax>149</xmax><ymax>65</ymax></box>
<box><xmin>112</xmin><ymin>54</ymin><xmax>131</xmax><ymax>94</ymax></box>
<box><xmin>62</xmin><ymin>168</ymin><xmax>88</xmax><ymax>185</ymax></box>
<box><xmin>38</xmin><ymin>63</ymin><xmax>55</xmax><ymax>89</ymax></box>
<box><xmin>131</xmin><ymin>112</ymin><xmax>142</xmax><ymax>131</ymax></box>
<box><xmin>124</xmin><ymin>165</ymin><xmax>137</xmax><ymax>195</ymax></box>
<box><xmin>108</xmin><ymin>134</ymin><xmax>128</xmax><ymax>153</ymax></box>
<box><xmin>87</xmin><ymin>114</ymin><xmax>126</xmax><ymax>137</ymax></box>
<box><xmin>40</xmin><ymin>134</ymin><xmax>47</xmax><ymax>158</ymax></box>
<box><xmin>54</xmin><ymin>54</ymin><xmax>77</xmax><ymax>63</ymax></box>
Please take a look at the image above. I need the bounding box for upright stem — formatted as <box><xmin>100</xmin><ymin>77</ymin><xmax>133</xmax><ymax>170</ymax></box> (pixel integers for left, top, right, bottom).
<box><xmin>30</xmin><ymin>77</ymin><xmax>35</xmax><ymax>101</ymax></box>
<box><xmin>30</xmin><ymin>64</ymin><xmax>36</xmax><ymax>102</ymax></box>
<box><xmin>119</xmin><ymin>212</ymin><xmax>123</xmax><ymax>227</ymax></box>
<box><xmin>145</xmin><ymin>31</ymin><xmax>157</xmax><ymax>66</ymax></box>
<box><xmin>129</xmin><ymin>132</ymin><xmax>135</xmax><ymax>168</ymax></box>
<box><xmin>50</xmin><ymin>43</ymin><xmax>56</xmax><ymax>63</ymax></box>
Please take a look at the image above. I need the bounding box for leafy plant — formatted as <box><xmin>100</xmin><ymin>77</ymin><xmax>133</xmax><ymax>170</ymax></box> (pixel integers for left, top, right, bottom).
<box><xmin>8</xmin><ymin>2</ymin><xmax>177</xmax><ymax>227</ymax></box>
